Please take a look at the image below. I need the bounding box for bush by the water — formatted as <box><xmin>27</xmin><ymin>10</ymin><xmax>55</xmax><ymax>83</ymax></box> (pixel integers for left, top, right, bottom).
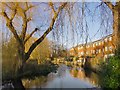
<box><xmin>22</xmin><ymin>61</ymin><xmax>58</xmax><ymax>79</ymax></box>
<box><xmin>2</xmin><ymin>60</ymin><xmax>58</xmax><ymax>82</ymax></box>
<box><xmin>98</xmin><ymin>56</ymin><xmax>120</xmax><ymax>88</ymax></box>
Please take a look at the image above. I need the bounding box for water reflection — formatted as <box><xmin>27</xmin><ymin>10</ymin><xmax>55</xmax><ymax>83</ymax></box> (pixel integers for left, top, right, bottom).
<box><xmin>70</xmin><ymin>66</ymin><xmax>99</xmax><ymax>87</ymax></box>
<box><xmin>22</xmin><ymin>76</ymin><xmax>47</xmax><ymax>88</ymax></box>
<box><xmin>22</xmin><ymin>64</ymin><xmax>99</xmax><ymax>88</ymax></box>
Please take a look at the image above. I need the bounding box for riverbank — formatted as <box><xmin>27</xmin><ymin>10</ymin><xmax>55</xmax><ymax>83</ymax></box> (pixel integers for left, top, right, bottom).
<box><xmin>22</xmin><ymin>64</ymin><xmax>99</xmax><ymax>88</ymax></box>
<box><xmin>2</xmin><ymin>61</ymin><xmax>58</xmax><ymax>89</ymax></box>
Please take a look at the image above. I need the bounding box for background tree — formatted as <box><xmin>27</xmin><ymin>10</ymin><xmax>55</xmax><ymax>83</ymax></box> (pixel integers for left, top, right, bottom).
<box><xmin>1</xmin><ymin>1</ymin><xmax>120</xmax><ymax>89</ymax></box>
<box><xmin>2</xmin><ymin>35</ymin><xmax>19</xmax><ymax>81</ymax></box>
<box><xmin>25</xmin><ymin>36</ymin><xmax>52</xmax><ymax>64</ymax></box>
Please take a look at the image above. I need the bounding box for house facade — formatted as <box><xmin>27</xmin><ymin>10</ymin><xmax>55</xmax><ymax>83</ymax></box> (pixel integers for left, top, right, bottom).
<box><xmin>70</xmin><ymin>34</ymin><xmax>115</xmax><ymax>60</ymax></box>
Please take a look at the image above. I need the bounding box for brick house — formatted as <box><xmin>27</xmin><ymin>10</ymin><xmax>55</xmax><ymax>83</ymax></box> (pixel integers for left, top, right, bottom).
<box><xmin>69</xmin><ymin>34</ymin><xmax>115</xmax><ymax>60</ymax></box>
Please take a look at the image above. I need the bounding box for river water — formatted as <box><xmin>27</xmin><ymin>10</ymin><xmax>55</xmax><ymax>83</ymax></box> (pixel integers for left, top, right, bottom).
<box><xmin>22</xmin><ymin>64</ymin><xmax>100</xmax><ymax>88</ymax></box>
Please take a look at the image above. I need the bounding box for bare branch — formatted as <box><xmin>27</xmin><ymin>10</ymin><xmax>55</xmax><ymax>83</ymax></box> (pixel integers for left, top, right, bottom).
<box><xmin>57</xmin><ymin>2</ymin><xmax>67</xmax><ymax>14</ymax></box>
<box><xmin>10</xmin><ymin>9</ymin><xmax>17</xmax><ymax>21</ymax></box>
<box><xmin>2</xmin><ymin>2</ymin><xmax>15</xmax><ymax>10</ymax></box>
<box><xmin>24</xmin><ymin>28</ymin><xmax>39</xmax><ymax>43</ymax></box>
<box><xmin>27</xmin><ymin>17</ymin><xmax>32</xmax><ymax>22</ymax></box>
<box><xmin>2</xmin><ymin>3</ymin><xmax>18</xmax><ymax>21</ymax></box>
<box><xmin>25</xmin><ymin>2</ymin><xmax>67</xmax><ymax>61</ymax></box>
<box><xmin>21</xmin><ymin>11</ymin><xmax>27</xmax><ymax>41</ymax></box>
<box><xmin>49</xmin><ymin>2</ymin><xmax>56</xmax><ymax>14</ymax></box>
<box><xmin>102</xmin><ymin>0</ymin><xmax>114</xmax><ymax>11</ymax></box>
<box><xmin>21</xmin><ymin>3</ymin><xmax>35</xmax><ymax>41</ymax></box>
<box><xmin>25</xmin><ymin>5</ymin><xmax>35</xmax><ymax>12</ymax></box>
<box><xmin>1</xmin><ymin>11</ymin><xmax>21</xmax><ymax>44</ymax></box>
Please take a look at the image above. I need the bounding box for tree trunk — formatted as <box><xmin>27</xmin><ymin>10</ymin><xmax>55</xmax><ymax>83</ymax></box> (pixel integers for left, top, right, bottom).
<box><xmin>13</xmin><ymin>43</ymin><xmax>26</xmax><ymax>89</ymax></box>
<box><xmin>17</xmin><ymin>42</ymin><xmax>26</xmax><ymax>74</ymax></box>
<box><xmin>12</xmin><ymin>78</ymin><xmax>25</xmax><ymax>90</ymax></box>
<box><xmin>113</xmin><ymin>3</ymin><xmax>120</xmax><ymax>56</ymax></box>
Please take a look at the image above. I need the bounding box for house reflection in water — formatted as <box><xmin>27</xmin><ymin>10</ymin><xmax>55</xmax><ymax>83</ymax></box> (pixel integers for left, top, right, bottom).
<box><xmin>70</xmin><ymin>68</ymin><xmax>99</xmax><ymax>87</ymax></box>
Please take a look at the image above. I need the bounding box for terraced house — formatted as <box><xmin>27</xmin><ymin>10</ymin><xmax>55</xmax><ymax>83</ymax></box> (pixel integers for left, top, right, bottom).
<box><xmin>70</xmin><ymin>34</ymin><xmax>115</xmax><ymax>60</ymax></box>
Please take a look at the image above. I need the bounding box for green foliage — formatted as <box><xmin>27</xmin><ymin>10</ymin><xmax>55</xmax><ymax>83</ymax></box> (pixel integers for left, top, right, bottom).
<box><xmin>51</xmin><ymin>44</ymin><xmax>68</xmax><ymax>58</ymax></box>
<box><xmin>98</xmin><ymin>56</ymin><xmax>120</xmax><ymax>88</ymax></box>
<box><xmin>25</xmin><ymin>37</ymin><xmax>52</xmax><ymax>64</ymax></box>
<box><xmin>2</xmin><ymin>36</ymin><xmax>55</xmax><ymax>81</ymax></box>
<box><xmin>22</xmin><ymin>61</ymin><xmax>58</xmax><ymax>79</ymax></box>
<box><xmin>2</xmin><ymin>37</ymin><xmax>19</xmax><ymax>81</ymax></box>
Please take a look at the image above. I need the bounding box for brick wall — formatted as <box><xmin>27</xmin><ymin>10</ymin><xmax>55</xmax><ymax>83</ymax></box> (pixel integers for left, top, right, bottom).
<box><xmin>69</xmin><ymin>34</ymin><xmax>115</xmax><ymax>59</ymax></box>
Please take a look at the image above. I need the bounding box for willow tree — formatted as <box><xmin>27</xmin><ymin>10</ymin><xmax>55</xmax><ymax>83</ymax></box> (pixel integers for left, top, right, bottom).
<box><xmin>1</xmin><ymin>2</ymin><xmax>67</xmax><ymax>88</ymax></box>
<box><xmin>102</xmin><ymin>0</ymin><xmax>120</xmax><ymax>55</ymax></box>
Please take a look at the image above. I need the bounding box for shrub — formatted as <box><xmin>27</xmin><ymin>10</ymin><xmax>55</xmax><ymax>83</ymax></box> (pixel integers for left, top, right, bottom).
<box><xmin>22</xmin><ymin>61</ymin><xmax>58</xmax><ymax>79</ymax></box>
<box><xmin>98</xmin><ymin>56</ymin><xmax>120</xmax><ymax>88</ymax></box>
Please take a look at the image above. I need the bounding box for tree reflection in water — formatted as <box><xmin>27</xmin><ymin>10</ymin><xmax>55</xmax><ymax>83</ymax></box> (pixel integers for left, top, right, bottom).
<box><xmin>22</xmin><ymin>64</ymin><xmax>99</xmax><ymax>88</ymax></box>
<box><xmin>70</xmin><ymin>66</ymin><xmax>99</xmax><ymax>87</ymax></box>
<box><xmin>22</xmin><ymin>76</ymin><xmax>47</xmax><ymax>88</ymax></box>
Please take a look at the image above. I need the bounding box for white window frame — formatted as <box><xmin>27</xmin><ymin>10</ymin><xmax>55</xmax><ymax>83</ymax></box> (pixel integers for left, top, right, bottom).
<box><xmin>105</xmin><ymin>38</ymin><xmax>108</xmax><ymax>42</ymax></box>
<box><xmin>109</xmin><ymin>37</ymin><xmax>112</xmax><ymax>41</ymax></box>
<box><xmin>105</xmin><ymin>46</ymin><xmax>108</xmax><ymax>51</ymax></box>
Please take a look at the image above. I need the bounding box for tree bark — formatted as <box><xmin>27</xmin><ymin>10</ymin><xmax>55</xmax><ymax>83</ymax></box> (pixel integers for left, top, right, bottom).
<box><xmin>103</xmin><ymin>1</ymin><xmax>120</xmax><ymax>56</ymax></box>
<box><xmin>17</xmin><ymin>42</ymin><xmax>26</xmax><ymax>75</ymax></box>
<box><xmin>12</xmin><ymin>43</ymin><xmax>26</xmax><ymax>89</ymax></box>
<box><xmin>12</xmin><ymin>78</ymin><xmax>25</xmax><ymax>90</ymax></box>
<box><xmin>113</xmin><ymin>2</ymin><xmax>120</xmax><ymax>56</ymax></box>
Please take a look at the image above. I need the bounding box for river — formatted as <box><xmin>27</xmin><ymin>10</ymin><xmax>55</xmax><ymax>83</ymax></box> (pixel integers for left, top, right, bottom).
<box><xmin>22</xmin><ymin>64</ymin><xmax>100</xmax><ymax>88</ymax></box>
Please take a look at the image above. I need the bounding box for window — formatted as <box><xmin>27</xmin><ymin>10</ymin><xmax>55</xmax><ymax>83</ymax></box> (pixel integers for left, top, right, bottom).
<box><xmin>102</xmin><ymin>41</ymin><xmax>104</xmax><ymax>45</ymax></box>
<box><xmin>87</xmin><ymin>45</ymin><xmax>90</xmax><ymax>48</ymax></box>
<box><xmin>96</xmin><ymin>49</ymin><xmax>99</xmax><ymax>54</ymax></box>
<box><xmin>86</xmin><ymin>45</ymin><xmax>88</xmax><ymax>48</ymax></box>
<box><xmin>104</xmin><ymin>55</ymin><xmax>108</xmax><ymax>59</ymax></box>
<box><xmin>86</xmin><ymin>51</ymin><xmax>88</xmax><ymax>55</ymax></box>
<box><xmin>103</xmin><ymin>48</ymin><xmax>104</xmax><ymax>52</ymax></box>
<box><xmin>96</xmin><ymin>42</ymin><xmax>98</xmax><ymax>46</ymax></box>
<box><xmin>99</xmin><ymin>42</ymin><xmax>101</xmax><ymax>45</ymax></box>
<box><xmin>99</xmin><ymin>49</ymin><xmax>101</xmax><ymax>53</ymax></box>
<box><xmin>91</xmin><ymin>50</ymin><xmax>92</xmax><ymax>53</ymax></box>
<box><xmin>78</xmin><ymin>52</ymin><xmax>81</xmax><ymax>56</ymax></box>
<box><xmin>70</xmin><ymin>52</ymin><xmax>73</xmax><ymax>55</ymax></box>
<box><xmin>93</xmin><ymin>50</ymin><xmax>95</xmax><ymax>54</ymax></box>
<box><xmin>109</xmin><ymin>37</ymin><xmax>112</xmax><ymax>41</ymax></box>
<box><xmin>93</xmin><ymin>44</ymin><xmax>95</xmax><ymax>47</ymax></box>
<box><xmin>81</xmin><ymin>52</ymin><xmax>84</xmax><ymax>55</ymax></box>
<box><xmin>81</xmin><ymin>46</ymin><xmax>83</xmax><ymax>49</ymax></box>
<box><xmin>105</xmin><ymin>47</ymin><xmax>108</xmax><ymax>51</ymax></box>
<box><xmin>105</xmin><ymin>38</ymin><xmax>108</xmax><ymax>42</ymax></box>
<box><xmin>109</xmin><ymin>46</ymin><xmax>113</xmax><ymax>51</ymax></box>
<box><xmin>71</xmin><ymin>48</ymin><xmax>74</xmax><ymax>50</ymax></box>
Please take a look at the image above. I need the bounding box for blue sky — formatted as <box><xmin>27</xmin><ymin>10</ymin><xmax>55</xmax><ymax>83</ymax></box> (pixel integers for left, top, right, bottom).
<box><xmin>45</xmin><ymin>2</ymin><xmax>113</xmax><ymax>49</ymax></box>
<box><xmin>1</xmin><ymin>2</ymin><xmax>113</xmax><ymax>49</ymax></box>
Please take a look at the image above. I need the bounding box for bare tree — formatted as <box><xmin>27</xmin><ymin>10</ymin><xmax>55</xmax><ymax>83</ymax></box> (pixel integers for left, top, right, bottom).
<box><xmin>1</xmin><ymin>2</ymin><xmax>67</xmax><ymax>88</ymax></box>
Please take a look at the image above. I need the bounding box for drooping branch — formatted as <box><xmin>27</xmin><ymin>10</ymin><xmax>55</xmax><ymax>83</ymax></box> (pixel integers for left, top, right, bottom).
<box><xmin>25</xmin><ymin>2</ymin><xmax>67</xmax><ymax>61</ymax></box>
<box><xmin>24</xmin><ymin>28</ymin><xmax>39</xmax><ymax>43</ymax></box>
<box><xmin>102</xmin><ymin>0</ymin><xmax>114</xmax><ymax>11</ymax></box>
